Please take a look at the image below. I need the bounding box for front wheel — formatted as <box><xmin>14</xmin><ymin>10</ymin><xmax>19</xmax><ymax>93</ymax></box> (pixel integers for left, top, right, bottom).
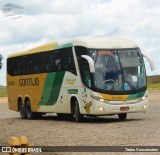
<box><xmin>74</xmin><ymin>100</ymin><xmax>83</xmax><ymax>123</ymax></box>
<box><xmin>118</xmin><ymin>113</ymin><xmax>127</xmax><ymax>120</ymax></box>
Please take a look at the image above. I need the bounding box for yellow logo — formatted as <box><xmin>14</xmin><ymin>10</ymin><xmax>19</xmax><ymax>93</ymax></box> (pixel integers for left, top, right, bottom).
<box><xmin>84</xmin><ymin>104</ymin><xmax>92</xmax><ymax>113</ymax></box>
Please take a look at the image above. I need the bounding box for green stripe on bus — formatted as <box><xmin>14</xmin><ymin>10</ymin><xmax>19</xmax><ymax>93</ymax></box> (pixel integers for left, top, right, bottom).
<box><xmin>39</xmin><ymin>72</ymin><xmax>65</xmax><ymax>106</ymax></box>
<box><xmin>128</xmin><ymin>91</ymin><xmax>145</xmax><ymax>99</ymax></box>
<box><xmin>54</xmin><ymin>43</ymin><xmax>73</xmax><ymax>50</ymax></box>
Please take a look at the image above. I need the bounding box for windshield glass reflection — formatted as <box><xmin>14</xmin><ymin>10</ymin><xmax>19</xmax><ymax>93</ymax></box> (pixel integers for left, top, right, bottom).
<box><xmin>89</xmin><ymin>49</ymin><xmax>146</xmax><ymax>91</ymax></box>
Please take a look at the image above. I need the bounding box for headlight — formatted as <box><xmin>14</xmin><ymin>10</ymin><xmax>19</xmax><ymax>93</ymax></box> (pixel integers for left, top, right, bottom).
<box><xmin>99</xmin><ymin>98</ymin><xmax>105</xmax><ymax>102</ymax></box>
<box><xmin>142</xmin><ymin>96</ymin><xmax>146</xmax><ymax>100</ymax></box>
<box><xmin>99</xmin><ymin>107</ymin><xmax>105</xmax><ymax>111</ymax></box>
<box><xmin>99</xmin><ymin>98</ymin><xmax>109</xmax><ymax>103</ymax></box>
<box><xmin>91</xmin><ymin>95</ymin><xmax>109</xmax><ymax>103</ymax></box>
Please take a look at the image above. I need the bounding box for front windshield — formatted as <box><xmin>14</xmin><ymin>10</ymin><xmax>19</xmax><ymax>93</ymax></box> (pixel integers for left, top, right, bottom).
<box><xmin>90</xmin><ymin>49</ymin><xmax>146</xmax><ymax>92</ymax></box>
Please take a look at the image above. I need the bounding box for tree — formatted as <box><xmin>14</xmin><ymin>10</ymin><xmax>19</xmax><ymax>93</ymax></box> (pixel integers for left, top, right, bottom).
<box><xmin>0</xmin><ymin>54</ymin><xmax>2</xmax><ymax>69</ymax></box>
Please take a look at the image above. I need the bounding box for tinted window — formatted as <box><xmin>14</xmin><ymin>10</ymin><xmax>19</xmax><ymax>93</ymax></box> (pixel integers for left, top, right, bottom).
<box><xmin>7</xmin><ymin>47</ymin><xmax>77</xmax><ymax>76</ymax></box>
<box><xmin>75</xmin><ymin>46</ymin><xmax>92</xmax><ymax>88</ymax></box>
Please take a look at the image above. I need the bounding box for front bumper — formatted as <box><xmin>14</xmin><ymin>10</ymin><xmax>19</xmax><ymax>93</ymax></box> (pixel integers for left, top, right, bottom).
<box><xmin>93</xmin><ymin>98</ymin><xmax>148</xmax><ymax>115</ymax></box>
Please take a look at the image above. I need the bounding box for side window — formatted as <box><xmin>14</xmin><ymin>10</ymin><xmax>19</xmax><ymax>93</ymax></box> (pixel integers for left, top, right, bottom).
<box><xmin>22</xmin><ymin>56</ymin><xmax>27</xmax><ymax>75</ymax></box>
<box><xmin>47</xmin><ymin>53</ymin><xmax>56</xmax><ymax>72</ymax></box>
<box><xmin>82</xmin><ymin>59</ymin><xmax>92</xmax><ymax>88</ymax></box>
<box><xmin>7</xmin><ymin>58</ymin><xmax>14</xmax><ymax>76</ymax></box>
<box><xmin>40</xmin><ymin>53</ymin><xmax>48</xmax><ymax>73</ymax></box>
<box><xmin>63</xmin><ymin>48</ymin><xmax>77</xmax><ymax>75</ymax></box>
<box><xmin>8</xmin><ymin>57</ymin><xmax>23</xmax><ymax>76</ymax></box>
<box><xmin>53</xmin><ymin>48</ymin><xmax>77</xmax><ymax>74</ymax></box>
<box><xmin>33</xmin><ymin>54</ymin><xmax>40</xmax><ymax>74</ymax></box>
<box><xmin>28</xmin><ymin>55</ymin><xmax>34</xmax><ymax>74</ymax></box>
<box><xmin>75</xmin><ymin>46</ymin><xmax>91</xmax><ymax>88</ymax></box>
<box><xmin>54</xmin><ymin>50</ymin><xmax>62</xmax><ymax>71</ymax></box>
<box><xmin>7</xmin><ymin>48</ymin><xmax>77</xmax><ymax>76</ymax></box>
<box><xmin>75</xmin><ymin>46</ymin><xmax>87</xmax><ymax>65</ymax></box>
<box><xmin>14</xmin><ymin>58</ymin><xmax>19</xmax><ymax>75</ymax></box>
<box><xmin>18</xmin><ymin>57</ymin><xmax>23</xmax><ymax>75</ymax></box>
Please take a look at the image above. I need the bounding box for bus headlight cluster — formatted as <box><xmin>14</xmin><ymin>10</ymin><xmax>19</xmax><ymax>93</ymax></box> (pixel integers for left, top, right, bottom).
<box><xmin>100</xmin><ymin>98</ymin><xmax>109</xmax><ymax>103</ymax></box>
<box><xmin>142</xmin><ymin>96</ymin><xmax>146</xmax><ymax>100</ymax></box>
<box><xmin>141</xmin><ymin>94</ymin><xmax>148</xmax><ymax>101</ymax></box>
<box><xmin>99</xmin><ymin>98</ymin><xmax>105</xmax><ymax>102</ymax></box>
<box><xmin>91</xmin><ymin>95</ymin><xmax>109</xmax><ymax>103</ymax></box>
<box><xmin>138</xmin><ymin>94</ymin><xmax>148</xmax><ymax>101</ymax></box>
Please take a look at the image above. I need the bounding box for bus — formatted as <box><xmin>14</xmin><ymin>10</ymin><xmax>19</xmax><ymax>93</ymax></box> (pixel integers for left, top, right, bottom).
<box><xmin>7</xmin><ymin>36</ymin><xmax>155</xmax><ymax>122</ymax></box>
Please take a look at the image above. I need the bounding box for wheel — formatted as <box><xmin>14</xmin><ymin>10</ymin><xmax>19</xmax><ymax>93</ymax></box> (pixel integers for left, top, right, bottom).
<box><xmin>25</xmin><ymin>100</ymin><xmax>34</xmax><ymax>119</ymax></box>
<box><xmin>118</xmin><ymin>113</ymin><xmax>127</xmax><ymax>120</ymax></box>
<box><xmin>18</xmin><ymin>101</ymin><xmax>26</xmax><ymax>119</ymax></box>
<box><xmin>74</xmin><ymin>100</ymin><xmax>83</xmax><ymax>123</ymax></box>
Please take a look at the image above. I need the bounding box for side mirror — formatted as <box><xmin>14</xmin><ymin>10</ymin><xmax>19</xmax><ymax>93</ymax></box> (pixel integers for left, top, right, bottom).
<box><xmin>81</xmin><ymin>55</ymin><xmax>95</xmax><ymax>73</ymax></box>
<box><xmin>143</xmin><ymin>54</ymin><xmax>155</xmax><ymax>71</ymax></box>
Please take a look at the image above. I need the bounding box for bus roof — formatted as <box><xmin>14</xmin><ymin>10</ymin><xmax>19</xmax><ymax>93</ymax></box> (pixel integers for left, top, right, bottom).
<box><xmin>8</xmin><ymin>36</ymin><xmax>138</xmax><ymax>58</ymax></box>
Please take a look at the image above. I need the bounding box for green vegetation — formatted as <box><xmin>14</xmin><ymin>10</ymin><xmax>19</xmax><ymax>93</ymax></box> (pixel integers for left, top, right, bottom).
<box><xmin>0</xmin><ymin>86</ymin><xmax>7</xmax><ymax>97</ymax></box>
<box><xmin>147</xmin><ymin>75</ymin><xmax>160</xmax><ymax>90</ymax></box>
<box><xmin>147</xmin><ymin>83</ymin><xmax>160</xmax><ymax>89</ymax></box>
<box><xmin>0</xmin><ymin>91</ymin><xmax>7</xmax><ymax>97</ymax></box>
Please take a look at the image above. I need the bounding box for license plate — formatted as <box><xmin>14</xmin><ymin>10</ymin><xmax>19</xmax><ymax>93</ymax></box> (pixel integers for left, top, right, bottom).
<box><xmin>120</xmin><ymin>107</ymin><xmax>129</xmax><ymax>111</ymax></box>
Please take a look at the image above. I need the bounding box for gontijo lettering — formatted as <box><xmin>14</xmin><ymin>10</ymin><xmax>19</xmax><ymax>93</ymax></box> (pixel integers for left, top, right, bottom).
<box><xmin>19</xmin><ymin>77</ymin><xmax>39</xmax><ymax>86</ymax></box>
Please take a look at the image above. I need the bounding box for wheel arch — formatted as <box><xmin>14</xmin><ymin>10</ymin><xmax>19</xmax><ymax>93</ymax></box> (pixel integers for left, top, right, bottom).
<box><xmin>17</xmin><ymin>96</ymin><xmax>23</xmax><ymax>111</ymax></box>
<box><xmin>70</xmin><ymin>95</ymin><xmax>82</xmax><ymax>114</ymax></box>
<box><xmin>24</xmin><ymin>96</ymin><xmax>30</xmax><ymax>104</ymax></box>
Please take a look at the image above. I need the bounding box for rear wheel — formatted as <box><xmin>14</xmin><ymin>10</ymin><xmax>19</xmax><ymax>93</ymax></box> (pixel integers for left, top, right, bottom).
<box><xmin>25</xmin><ymin>100</ymin><xmax>44</xmax><ymax>119</ymax></box>
<box><xmin>26</xmin><ymin>100</ymin><xmax>34</xmax><ymax>119</ymax></box>
<box><xmin>74</xmin><ymin>100</ymin><xmax>83</xmax><ymax>123</ymax></box>
<box><xmin>118</xmin><ymin>113</ymin><xmax>127</xmax><ymax>120</ymax></box>
<box><xmin>18</xmin><ymin>100</ymin><xmax>26</xmax><ymax>119</ymax></box>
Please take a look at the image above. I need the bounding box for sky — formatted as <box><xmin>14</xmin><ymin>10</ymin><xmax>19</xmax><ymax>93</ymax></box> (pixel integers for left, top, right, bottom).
<box><xmin>0</xmin><ymin>0</ymin><xmax>160</xmax><ymax>86</ymax></box>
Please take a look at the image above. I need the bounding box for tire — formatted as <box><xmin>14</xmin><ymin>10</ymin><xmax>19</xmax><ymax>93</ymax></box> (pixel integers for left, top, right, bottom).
<box><xmin>118</xmin><ymin>113</ymin><xmax>127</xmax><ymax>120</ymax></box>
<box><xmin>25</xmin><ymin>100</ymin><xmax>34</xmax><ymax>119</ymax></box>
<box><xmin>18</xmin><ymin>100</ymin><xmax>26</xmax><ymax>119</ymax></box>
<box><xmin>74</xmin><ymin>100</ymin><xmax>83</xmax><ymax>123</ymax></box>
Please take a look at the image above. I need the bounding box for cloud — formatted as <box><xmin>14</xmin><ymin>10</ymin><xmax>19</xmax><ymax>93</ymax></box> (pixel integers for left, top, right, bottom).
<box><xmin>0</xmin><ymin>0</ymin><xmax>160</xmax><ymax>85</ymax></box>
<box><xmin>25</xmin><ymin>0</ymin><xmax>99</xmax><ymax>15</ymax></box>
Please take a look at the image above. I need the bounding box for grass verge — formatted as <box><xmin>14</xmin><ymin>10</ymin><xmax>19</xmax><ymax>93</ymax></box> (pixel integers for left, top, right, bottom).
<box><xmin>0</xmin><ymin>91</ymin><xmax>7</xmax><ymax>97</ymax></box>
<box><xmin>147</xmin><ymin>83</ymin><xmax>160</xmax><ymax>90</ymax></box>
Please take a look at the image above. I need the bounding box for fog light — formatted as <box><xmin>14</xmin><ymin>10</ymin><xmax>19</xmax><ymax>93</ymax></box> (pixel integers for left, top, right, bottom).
<box><xmin>142</xmin><ymin>96</ymin><xmax>146</xmax><ymax>100</ymax></box>
<box><xmin>142</xmin><ymin>104</ymin><xmax>147</xmax><ymax>109</ymax></box>
<box><xmin>99</xmin><ymin>107</ymin><xmax>104</xmax><ymax>111</ymax></box>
